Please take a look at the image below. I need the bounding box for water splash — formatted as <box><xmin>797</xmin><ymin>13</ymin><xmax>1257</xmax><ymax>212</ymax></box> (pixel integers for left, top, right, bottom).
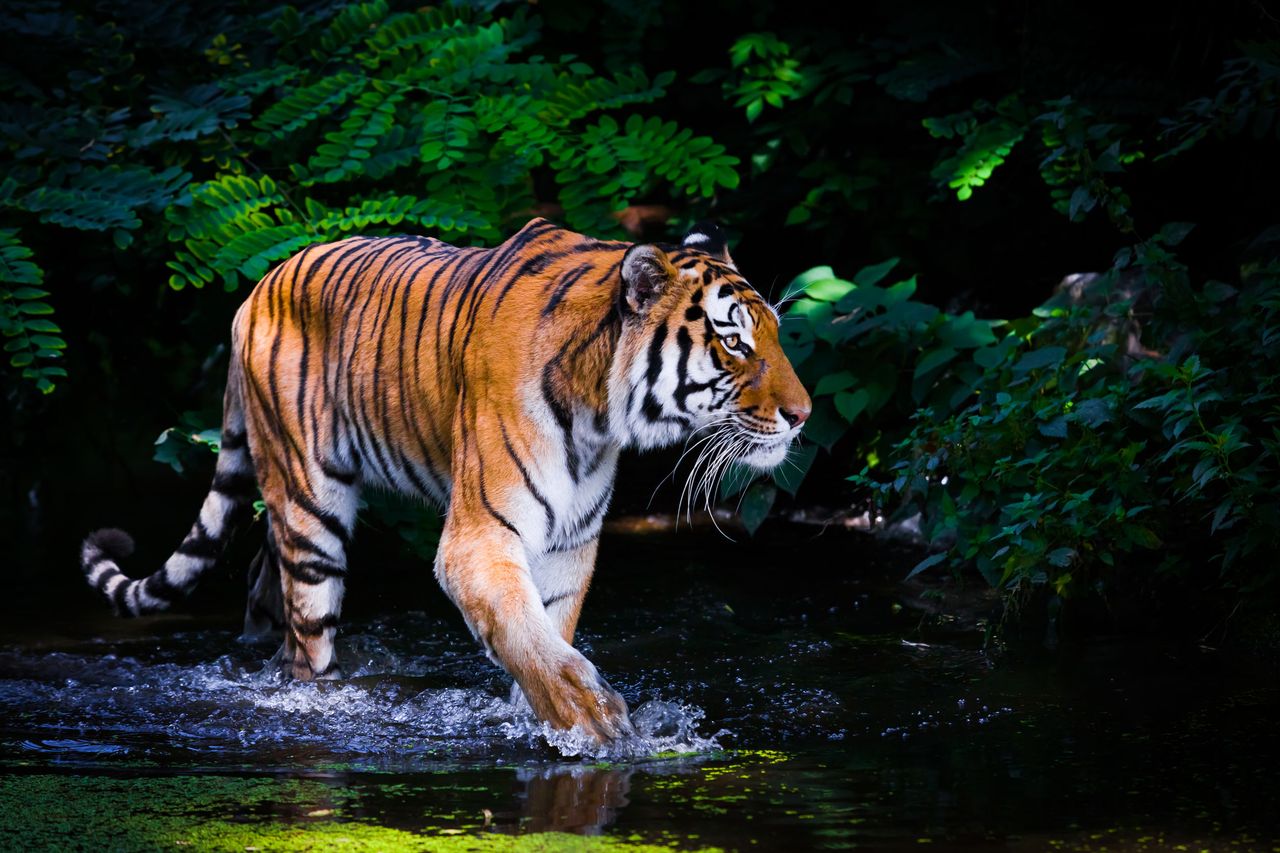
<box><xmin>0</xmin><ymin>620</ymin><xmax>722</xmax><ymax>768</ymax></box>
<box><xmin>500</xmin><ymin>700</ymin><xmax>724</xmax><ymax>760</ymax></box>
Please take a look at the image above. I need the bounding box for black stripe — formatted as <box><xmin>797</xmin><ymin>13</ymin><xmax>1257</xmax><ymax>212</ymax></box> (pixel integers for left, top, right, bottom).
<box><xmin>643</xmin><ymin>391</ymin><xmax>685</xmax><ymax>426</ymax></box>
<box><xmin>293</xmin><ymin>613</ymin><xmax>340</xmax><ymax>637</ymax></box>
<box><xmin>319</xmin><ymin>460</ymin><xmax>358</xmax><ymax>485</ymax></box>
<box><xmin>143</xmin><ymin>570</ymin><xmax>183</xmax><ymax>602</ymax></box>
<box><xmin>290</xmin><ymin>491</ymin><xmax>351</xmax><ymax>546</ymax></box>
<box><xmin>499</xmin><ymin>419</ymin><xmax>556</xmax><ymax>541</ymax></box>
<box><xmin>477</xmin><ymin>458</ymin><xmax>520</xmax><ymax>537</ymax></box>
<box><xmin>279</xmin><ymin>526</ymin><xmax>340</xmax><ymax>562</ymax></box>
<box><xmin>93</xmin><ymin>564</ymin><xmax>121</xmax><ymax>592</ymax></box>
<box><xmin>541</xmin><ymin>263</ymin><xmax>594</xmax><ymax>316</ymax></box>
<box><xmin>541</xmin><ymin>362</ymin><xmax>581</xmax><ymax>482</ymax></box>
<box><xmin>112</xmin><ymin>577</ymin><xmax>131</xmax><ymax>615</ymax></box>
<box><xmin>279</xmin><ymin>555</ymin><xmax>347</xmax><ymax>584</ymax></box>
<box><xmin>176</xmin><ymin>518</ymin><xmax>221</xmax><ymax>558</ymax></box>
<box><xmin>486</xmin><ymin>220</ymin><xmax>564</xmax><ymax>318</ymax></box>
<box><xmin>212</xmin><ymin>470</ymin><xmax>257</xmax><ymax>500</ymax></box>
<box><xmin>673</xmin><ymin>326</ymin><xmax>717</xmax><ymax>410</ymax></box>
<box><xmin>220</xmin><ymin>430</ymin><xmax>248</xmax><ymax>450</ymax></box>
<box><xmin>645</xmin><ymin>321</ymin><xmax>668</xmax><ymax>386</ymax></box>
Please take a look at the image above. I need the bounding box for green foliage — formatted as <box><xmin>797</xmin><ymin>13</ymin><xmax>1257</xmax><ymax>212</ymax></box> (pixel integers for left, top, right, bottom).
<box><xmin>712</xmin><ymin>29</ymin><xmax>1280</xmax><ymax>616</ymax></box>
<box><xmin>697</xmin><ymin>28</ymin><xmax>1008</xmax><ymax>233</ymax></box>
<box><xmin>725</xmin><ymin>33</ymin><xmax>807</xmax><ymax>123</ymax></box>
<box><xmin>0</xmin><ymin>229</ymin><xmax>64</xmax><ymax>393</ymax></box>
<box><xmin>923</xmin><ymin>98</ymin><xmax>1025</xmax><ymax>202</ymax></box>
<box><xmin>1158</xmin><ymin>42</ymin><xmax>1280</xmax><ymax>159</ymax></box>
<box><xmin>1035</xmin><ymin>97</ymin><xmax>1143</xmax><ymax>231</ymax></box>
<box><xmin>923</xmin><ymin>94</ymin><xmax>1143</xmax><ymax>227</ymax></box>
<box><xmin>153</xmin><ymin>411</ymin><xmax>223</xmax><ymax>474</ymax></box>
<box><xmin>163</xmin><ymin>2</ymin><xmax>737</xmax><ymax>291</ymax></box>
<box><xmin>778</xmin><ymin>261</ymin><xmax>998</xmax><ymax>466</ymax></box>
<box><xmin>696</xmin><ymin>31</ymin><xmax>875</xmax><ymax>230</ymax></box>
<box><xmin>866</xmin><ymin>231</ymin><xmax>1280</xmax><ymax>600</ymax></box>
<box><xmin>0</xmin><ymin>4</ymin><xmax>250</xmax><ymax>392</ymax></box>
<box><xmin>723</xmin><ymin>259</ymin><xmax>1001</xmax><ymax>534</ymax></box>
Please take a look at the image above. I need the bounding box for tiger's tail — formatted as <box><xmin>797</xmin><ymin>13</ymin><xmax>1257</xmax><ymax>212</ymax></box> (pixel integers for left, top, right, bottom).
<box><xmin>81</xmin><ymin>360</ymin><xmax>258</xmax><ymax>616</ymax></box>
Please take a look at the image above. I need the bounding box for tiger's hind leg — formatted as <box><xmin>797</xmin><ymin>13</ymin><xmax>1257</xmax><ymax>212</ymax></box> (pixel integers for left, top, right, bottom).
<box><xmin>240</xmin><ymin>525</ymin><xmax>284</xmax><ymax>641</ymax></box>
<box><xmin>258</xmin><ymin>460</ymin><xmax>360</xmax><ymax>682</ymax></box>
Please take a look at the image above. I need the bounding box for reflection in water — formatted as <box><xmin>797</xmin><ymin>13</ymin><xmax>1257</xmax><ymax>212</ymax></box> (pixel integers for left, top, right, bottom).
<box><xmin>515</xmin><ymin>765</ymin><xmax>634</xmax><ymax>834</ymax></box>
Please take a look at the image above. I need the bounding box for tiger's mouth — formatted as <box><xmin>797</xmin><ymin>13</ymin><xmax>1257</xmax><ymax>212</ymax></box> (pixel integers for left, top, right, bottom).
<box><xmin>674</xmin><ymin>417</ymin><xmax>800</xmax><ymax>523</ymax></box>
<box><xmin>736</xmin><ymin>429</ymin><xmax>796</xmax><ymax>472</ymax></box>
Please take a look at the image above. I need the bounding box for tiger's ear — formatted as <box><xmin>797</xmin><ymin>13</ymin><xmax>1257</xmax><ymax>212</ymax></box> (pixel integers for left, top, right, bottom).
<box><xmin>682</xmin><ymin>221</ymin><xmax>735</xmax><ymax>267</ymax></box>
<box><xmin>621</xmin><ymin>244</ymin><xmax>677</xmax><ymax>314</ymax></box>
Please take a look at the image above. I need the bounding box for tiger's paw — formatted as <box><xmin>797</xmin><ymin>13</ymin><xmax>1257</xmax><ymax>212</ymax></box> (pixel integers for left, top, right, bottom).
<box><xmin>524</xmin><ymin>651</ymin><xmax>634</xmax><ymax>743</ymax></box>
<box><xmin>269</xmin><ymin>641</ymin><xmax>344</xmax><ymax>682</ymax></box>
<box><xmin>290</xmin><ymin>657</ymin><xmax>344</xmax><ymax>682</ymax></box>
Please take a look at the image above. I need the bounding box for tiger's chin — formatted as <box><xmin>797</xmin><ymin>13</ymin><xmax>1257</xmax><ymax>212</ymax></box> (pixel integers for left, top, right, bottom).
<box><xmin>739</xmin><ymin>436</ymin><xmax>795</xmax><ymax>472</ymax></box>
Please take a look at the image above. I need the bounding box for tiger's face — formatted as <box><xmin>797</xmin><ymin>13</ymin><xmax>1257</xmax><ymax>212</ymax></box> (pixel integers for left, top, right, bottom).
<box><xmin>611</xmin><ymin>225</ymin><xmax>811</xmax><ymax>476</ymax></box>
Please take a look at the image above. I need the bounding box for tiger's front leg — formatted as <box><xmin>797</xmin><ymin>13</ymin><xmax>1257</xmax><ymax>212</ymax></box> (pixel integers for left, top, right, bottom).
<box><xmin>435</xmin><ymin>518</ymin><xmax>632</xmax><ymax>742</ymax></box>
<box><xmin>534</xmin><ymin>539</ymin><xmax>599</xmax><ymax>645</ymax></box>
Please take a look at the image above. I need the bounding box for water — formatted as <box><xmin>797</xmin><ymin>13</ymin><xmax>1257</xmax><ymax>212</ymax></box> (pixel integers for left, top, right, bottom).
<box><xmin>1</xmin><ymin>528</ymin><xmax>1277</xmax><ymax>850</ymax></box>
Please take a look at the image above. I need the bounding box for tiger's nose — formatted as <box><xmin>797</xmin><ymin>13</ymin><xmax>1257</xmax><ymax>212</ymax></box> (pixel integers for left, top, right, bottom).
<box><xmin>780</xmin><ymin>405</ymin><xmax>810</xmax><ymax>428</ymax></box>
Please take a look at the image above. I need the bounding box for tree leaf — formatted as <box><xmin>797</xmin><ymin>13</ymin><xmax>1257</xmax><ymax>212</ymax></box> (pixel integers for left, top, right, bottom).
<box><xmin>914</xmin><ymin>346</ymin><xmax>957</xmax><ymax>378</ymax></box>
<box><xmin>805</xmin><ymin>278</ymin><xmax>855</xmax><ymax>302</ymax></box>
<box><xmin>814</xmin><ymin>371</ymin><xmax>856</xmax><ymax>396</ymax></box>
<box><xmin>1013</xmin><ymin>346</ymin><xmax>1067</xmax><ymax>372</ymax></box>
<box><xmin>1069</xmin><ymin>398</ymin><xmax>1112</xmax><ymax>428</ymax></box>
<box><xmin>906</xmin><ymin>551</ymin><xmax>948</xmax><ymax>579</ymax></box>
<box><xmin>1038</xmin><ymin>417</ymin><xmax>1068</xmax><ymax>438</ymax></box>
<box><xmin>883</xmin><ymin>276</ymin><xmax>917</xmax><ymax>306</ymax></box>
<box><xmin>785</xmin><ymin>266</ymin><xmax>835</xmax><ymax>298</ymax></box>
<box><xmin>738</xmin><ymin>482</ymin><xmax>776</xmax><ymax>535</ymax></box>
<box><xmin>834</xmin><ymin>388</ymin><xmax>870</xmax><ymax>422</ymax></box>
<box><xmin>938</xmin><ymin>312</ymin><xmax>997</xmax><ymax>348</ymax></box>
<box><xmin>852</xmin><ymin>258</ymin><xmax>899</xmax><ymax>287</ymax></box>
<box><xmin>1158</xmin><ymin>221</ymin><xmax>1195</xmax><ymax>246</ymax></box>
<box><xmin>1047</xmin><ymin>547</ymin><xmax>1075</xmax><ymax>567</ymax></box>
<box><xmin>1201</xmin><ymin>280</ymin><xmax>1236</xmax><ymax>302</ymax></box>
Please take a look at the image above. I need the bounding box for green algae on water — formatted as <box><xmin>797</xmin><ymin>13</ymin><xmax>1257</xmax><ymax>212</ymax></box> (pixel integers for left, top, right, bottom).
<box><xmin>0</xmin><ymin>774</ymin><xmax>721</xmax><ymax>852</ymax></box>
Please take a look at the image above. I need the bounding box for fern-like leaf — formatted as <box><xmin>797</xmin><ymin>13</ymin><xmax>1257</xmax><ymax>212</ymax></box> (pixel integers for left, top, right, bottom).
<box><xmin>0</xmin><ymin>229</ymin><xmax>64</xmax><ymax>393</ymax></box>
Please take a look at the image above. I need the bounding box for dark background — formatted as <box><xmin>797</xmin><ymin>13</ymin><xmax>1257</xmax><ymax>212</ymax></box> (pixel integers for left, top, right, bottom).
<box><xmin>2</xmin><ymin>0</ymin><xmax>1277</xmax><ymax>618</ymax></box>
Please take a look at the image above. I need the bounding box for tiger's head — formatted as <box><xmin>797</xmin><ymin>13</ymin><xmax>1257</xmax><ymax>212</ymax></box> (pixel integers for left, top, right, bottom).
<box><xmin>608</xmin><ymin>223</ymin><xmax>811</xmax><ymax>481</ymax></box>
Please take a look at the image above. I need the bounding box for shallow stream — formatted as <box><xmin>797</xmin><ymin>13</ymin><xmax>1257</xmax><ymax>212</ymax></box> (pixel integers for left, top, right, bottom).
<box><xmin>2</xmin><ymin>528</ymin><xmax>1276</xmax><ymax>850</ymax></box>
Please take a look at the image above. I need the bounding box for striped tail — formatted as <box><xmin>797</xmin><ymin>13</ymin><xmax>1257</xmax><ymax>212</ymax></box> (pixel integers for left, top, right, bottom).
<box><xmin>81</xmin><ymin>369</ymin><xmax>257</xmax><ymax>616</ymax></box>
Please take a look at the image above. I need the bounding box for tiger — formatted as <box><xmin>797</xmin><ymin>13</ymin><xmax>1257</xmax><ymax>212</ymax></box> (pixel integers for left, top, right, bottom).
<box><xmin>80</xmin><ymin>218</ymin><xmax>811</xmax><ymax>741</ymax></box>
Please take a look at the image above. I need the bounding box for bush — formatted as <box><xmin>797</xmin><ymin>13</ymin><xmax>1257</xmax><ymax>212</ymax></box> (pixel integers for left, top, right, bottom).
<box><xmin>845</xmin><ymin>226</ymin><xmax>1280</xmax><ymax>607</ymax></box>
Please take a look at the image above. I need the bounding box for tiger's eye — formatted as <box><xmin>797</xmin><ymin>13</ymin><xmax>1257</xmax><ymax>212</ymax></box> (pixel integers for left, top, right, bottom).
<box><xmin>723</xmin><ymin>334</ymin><xmax>740</xmax><ymax>350</ymax></box>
